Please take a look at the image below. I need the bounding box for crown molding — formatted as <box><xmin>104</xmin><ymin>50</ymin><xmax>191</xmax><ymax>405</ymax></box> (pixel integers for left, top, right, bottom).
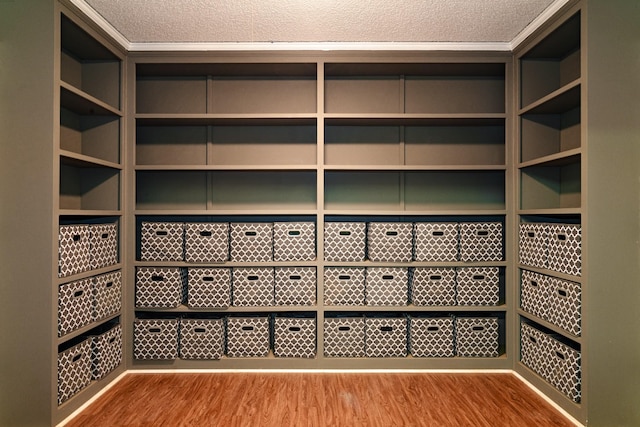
<box><xmin>510</xmin><ymin>0</ymin><xmax>572</xmax><ymax>50</ymax></box>
<box><xmin>69</xmin><ymin>0</ymin><xmax>571</xmax><ymax>54</ymax></box>
<box><xmin>128</xmin><ymin>41</ymin><xmax>512</xmax><ymax>52</ymax></box>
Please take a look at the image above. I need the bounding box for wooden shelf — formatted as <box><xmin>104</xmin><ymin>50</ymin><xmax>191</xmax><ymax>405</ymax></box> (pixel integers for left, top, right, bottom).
<box><xmin>134</xmin><ymin>305</ymin><xmax>317</xmax><ymax>313</ymax></box>
<box><xmin>57</xmin><ymin>313</ymin><xmax>121</xmax><ymax>345</ymax></box>
<box><xmin>517</xmin><ymin>265</ymin><xmax>582</xmax><ymax>283</ymax></box>
<box><xmin>517</xmin><ymin>309</ymin><xmax>581</xmax><ymax>343</ymax></box>
<box><xmin>519</xmin><ymin>79</ymin><xmax>581</xmax><ymax>115</ymax></box>
<box><xmin>60</xmin><ymin>150</ymin><xmax>121</xmax><ymax>169</ymax></box>
<box><xmin>60</xmin><ymin>82</ymin><xmax>121</xmax><ymax>117</ymax></box>
<box><xmin>519</xmin><ymin>148</ymin><xmax>581</xmax><ymax>169</ymax></box>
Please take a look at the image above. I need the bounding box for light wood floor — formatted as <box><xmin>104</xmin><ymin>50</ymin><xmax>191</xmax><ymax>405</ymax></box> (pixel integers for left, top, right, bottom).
<box><xmin>64</xmin><ymin>372</ymin><xmax>576</xmax><ymax>427</ymax></box>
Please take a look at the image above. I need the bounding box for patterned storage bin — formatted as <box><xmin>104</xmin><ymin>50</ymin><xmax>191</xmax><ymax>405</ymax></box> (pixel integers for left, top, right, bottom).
<box><xmin>140</xmin><ymin>222</ymin><xmax>184</xmax><ymax>262</ymax></box>
<box><xmin>367</xmin><ymin>222</ymin><xmax>414</xmax><ymax>262</ymax></box>
<box><xmin>273</xmin><ymin>222</ymin><xmax>316</xmax><ymax>261</ymax></box>
<box><xmin>409</xmin><ymin>316</ymin><xmax>455</xmax><ymax>358</ymax></box>
<box><xmin>410</xmin><ymin>268</ymin><xmax>457</xmax><ymax>306</ymax></box>
<box><xmin>184</xmin><ymin>222</ymin><xmax>229</xmax><ymax>263</ymax></box>
<box><xmin>323</xmin><ymin>316</ymin><xmax>365</xmax><ymax>358</ymax></box>
<box><xmin>232</xmin><ymin>267</ymin><xmax>274</xmax><ymax>307</ymax></box>
<box><xmin>519</xmin><ymin>223</ymin><xmax>549</xmax><ymax>269</ymax></box>
<box><xmin>226</xmin><ymin>316</ymin><xmax>270</xmax><ymax>358</ymax></box>
<box><xmin>230</xmin><ymin>222</ymin><xmax>273</xmax><ymax>262</ymax></box>
<box><xmin>548</xmin><ymin>224</ymin><xmax>581</xmax><ymax>276</ymax></box>
<box><xmin>187</xmin><ymin>268</ymin><xmax>231</xmax><ymax>308</ymax></box>
<box><xmin>365</xmin><ymin>267</ymin><xmax>409</xmax><ymax>306</ymax></box>
<box><xmin>520</xmin><ymin>322</ymin><xmax>581</xmax><ymax>402</ymax></box>
<box><xmin>365</xmin><ymin>316</ymin><xmax>408</xmax><ymax>357</ymax></box>
<box><xmin>546</xmin><ymin>276</ymin><xmax>582</xmax><ymax>336</ymax></box>
<box><xmin>90</xmin><ymin>222</ymin><xmax>118</xmax><ymax>270</ymax></box>
<box><xmin>94</xmin><ymin>270</ymin><xmax>122</xmax><ymax>321</ymax></box>
<box><xmin>179</xmin><ymin>318</ymin><xmax>225</xmax><ymax>360</ymax></box>
<box><xmin>275</xmin><ymin>267</ymin><xmax>317</xmax><ymax>306</ymax></box>
<box><xmin>135</xmin><ymin>267</ymin><xmax>187</xmax><ymax>308</ymax></box>
<box><xmin>323</xmin><ymin>222</ymin><xmax>366</xmax><ymax>262</ymax></box>
<box><xmin>58</xmin><ymin>278</ymin><xmax>93</xmax><ymax>337</ymax></box>
<box><xmin>456</xmin><ymin>267</ymin><xmax>500</xmax><ymax>306</ymax></box>
<box><xmin>455</xmin><ymin>317</ymin><xmax>499</xmax><ymax>357</ymax></box>
<box><xmin>58</xmin><ymin>339</ymin><xmax>92</xmax><ymax>405</ymax></box>
<box><xmin>413</xmin><ymin>222</ymin><xmax>459</xmax><ymax>262</ymax></box>
<box><xmin>273</xmin><ymin>316</ymin><xmax>317</xmax><ymax>358</ymax></box>
<box><xmin>520</xmin><ymin>270</ymin><xmax>549</xmax><ymax>321</ymax></box>
<box><xmin>59</xmin><ymin>224</ymin><xmax>91</xmax><ymax>278</ymax></box>
<box><xmin>323</xmin><ymin>267</ymin><xmax>366</xmax><ymax>306</ymax></box>
<box><xmin>90</xmin><ymin>323</ymin><xmax>122</xmax><ymax>380</ymax></box>
<box><xmin>133</xmin><ymin>318</ymin><xmax>180</xmax><ymax>360</ymax></box>
<box><xmin>459</xmin><ymin>222</ymin><xmax>503</xmax><ymax>262</ymax></box>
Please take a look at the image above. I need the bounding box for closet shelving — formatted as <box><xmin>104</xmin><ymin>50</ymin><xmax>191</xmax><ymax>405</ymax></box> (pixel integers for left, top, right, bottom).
<box><xmin>515</xmin><ymin>7</ymin><xmax>585</xmax><ymax>421</ymax></box>
<box><xmin>128</xmin><ymin>55</ymin><xmax>511</xmax><ymax>370</ymax></box>
<box><xmin>54</xmin><ymin>10</ymin><xmax>125</xmax><ymax>422</ymax></box>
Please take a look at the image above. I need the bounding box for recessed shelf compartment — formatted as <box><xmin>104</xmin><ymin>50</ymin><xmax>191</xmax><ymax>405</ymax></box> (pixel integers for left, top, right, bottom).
<box><xmin>136</xmin><ymin>63</ymin><xmax>317</xmax><ymax>114</ymax></box>
<box><xmin>59</xmin><ymin>162</ymin><xmax>120</xmax><ymax>211</ymax></box>
<box><xmin>60</xmin><ymin>15</ymin><xmax>121</xmax><ymax>110</ymax></box>
<box><xmin>324</xmin><ymin>171</ymin><xmax>505</xmax><ymax>211</ymax></box>
<box><xmin>325</xmin><ymin>117</ymin><xmax>505</xmax><ymax>167</ymax></box>
<box><xmin>60</xmin><ymin>105</ymin><xmax>120</xmax><ymax>165</ymax></box>
<box><xmin>136</xmin><ymin>170</ymin><xmax>316</xmax><ymax>211</ymax></box>
<box><xmin>135</xmin><ymin>120</ymin><xmax>317</xmax><ymax>166</ymax></box>
<box><xmin>519</xmin><ymin>12</ymin><xmax>580</xmax><ymax>109</ymax></box>
<box><xmin>520</xmin><ymin>162</ymin><xmax>581</xmax><ymax>210</ymax></box>
<box><xmin>520</xmin><ymin>107</ymin><xmax>580</xmax><ymax>163</ymax></box>
<box><xmin>325</xmin><ymin>63</ymin><xmax>505</xmax><ymax>114</ymax></box>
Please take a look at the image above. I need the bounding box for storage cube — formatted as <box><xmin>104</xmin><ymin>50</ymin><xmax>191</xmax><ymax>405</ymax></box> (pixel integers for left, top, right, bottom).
<box><xmin>273</xmin><ymin>222</ymin><xmax>316</xmax><ymax>261</ymax></box>
<box><xmin>410</xmin><ymin>267</ymin><xmax>457</xmax><ymax>306</ymax></box>
<box><xmin>184</xmin><ymin>222</ymin><xmax>229</xmax><ymax>263</ymax></box>
<box><xmin>179</xmin><ymin>318</ymin><xmax>225</xmax><ymax>360</ymax></box>
<box><xmin>459</xmin><ymin>222</ymin><xmax>503</xmax><ymax>262</ymax></box>
<box><xmin>520</xmin><ymin>269</ymin><xmax>549</xmax><ymax>321</ymax></box>
<box><xmin>323</xmin><ymin>267</ymin><xmax>366</xmax><ymax>306</ymax></box>
<box><xmin>456</xmin><ymin>267</ymin><xmax>500</xmax><ymax>306</ymax></box>
<box><xmin>58</xmin><ymin>224</ymin><xmax>91</xmax><ymax>277</ymax></box>
<box><xmin>90</xmin><ymin>323</ymin><xmax>122</xmax><ymax>380</ymax></box>
<box><xmin>519</xmin><ymin>222</ymin><xmax>549</xmax><ymax>269</ymax></box>
<box><xmin>409</xmin><ymin>316</ymin><xmax>455</xmax><ymax>358</ymax></box>
<box><xmin>275</xmin><ymin>267</ymin><xmax>317</xmax><ymax>306</ymax></box>
<box><xmin>413</xmin><ymin>222</ymin><xmax>459</xmax><ymax>262</ymax></box>
<box><xmin>273</xmin><ymin>316</ymin><xmax>317</xmax><ymax>358</ymax></box>
<box><xmin>90</xmin><ymin>222</ymin><xmax>118</xmax><ymax>270</ymax></box>
<box><xmin>548</xmin><ymin>224</ymin><xmax>581</xmax><ymax>276</ymax></box>
<box><xmin>365</xmin><ymin>316</ymin><xmax>408</xmax><ymax>357</ymax></box>
<box><xmin>365</xmin><ymin>267</ymin><xmax>409</xmax><ymax>306</ymax></box>
<box><xmin>323</xmin><ymin>317</ymin><xmax>365</xmax><ymax>358</ymax></box>
<box><xmin>135</xmin><ymin>267</ymin><xmax>187</xmax><ymax>308</ymax></box>
<box><xmin>58</xmin><ymin>339</ymin><xmax>92</xmax><ymax>405</ymax></box>
<box><xmin>367</xmin><ymin>222</ymin><xmax>414</xmax><ymax>262</ymax></box>
<box><xmin>230</xmin><ymin>222</ymin><xmax>272</xmax><ymax>262</ymax></box>
<box><xmin>58</xmin><ymin>277</ymin><xmax>93</xmax><ymax>337</ymax></box>
<box><xmin>232</xmin><ymin>267</ymin><xmax>274</xmax><ymax>306</ymax></box>
<box><xmin>546</xmin><ymin>276</ymin><xmax>582</xmax><ymax>336</ymax></box>
<box><xmin>133</xmin><ymin>318</ymin><xmax>180</xmax><ymax>360</ymax></box>
<box><xmin>226</xmin><ymin>316</ymin><xmax>270</xmax><ymax>358</ymax></box>
<box><xmin>187</xmin><ymin>268</ymin><xmax>231</xmax><ymax>308</ymax></box>
<box><xmin>455</xmin><ymin>317</ymin><xmax>499</xmax><ymax>357</ymax></box>
<box><xmin>520</xmin><ymin>322</ymin><xmax>581</xmax><ymax>402</ymax></box>
<box><xmin>140</xmin><ymin>222</ymin><xmax>184</xmax><ymax>262</ymax></box>
<box><xmin>323</xmin><ymin>222</ymin><xmax>366</xmax><ymax>262</ymax></box>
<box><xmin>93</xmin><ymin>270</ymin><xmax>122</xmax><ymax>321</ymax></box>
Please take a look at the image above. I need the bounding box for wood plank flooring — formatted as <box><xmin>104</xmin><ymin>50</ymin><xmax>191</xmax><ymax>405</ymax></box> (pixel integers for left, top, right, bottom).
<box><xmin>63</xmin><ymin>372</ymin><xmax>576</xmax><ymax>427</ymax></box>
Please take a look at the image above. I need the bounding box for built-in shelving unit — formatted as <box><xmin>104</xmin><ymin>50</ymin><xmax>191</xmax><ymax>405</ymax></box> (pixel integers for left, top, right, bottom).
<box><xmin>515</xmin><ymin>6</ymin><xmax>585</xmax><ymax>422</ymax></box>
<box><xmin>126</xmin><ymin>55</ymin><xmax>511</xmax><ymax>371</ymax></box>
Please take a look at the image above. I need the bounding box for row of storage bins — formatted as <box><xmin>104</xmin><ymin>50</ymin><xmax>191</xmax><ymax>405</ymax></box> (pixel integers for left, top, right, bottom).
<box><xmin>58</xmin><ymin>322</ymin><xmax>122</xmax><ymax>405</ymax></box>
<box><xmin>520</xmin><ymin>322</ymin><xmax>581</xmax><ymax>403</ymax></box>
<box><xmin>59</xmin><ymin>270</ymin><xmax>121</xmax><ymax>337</ymax></box>
<box><xmin>519</xmin><ymin>222</ymin><xmax>581</xmax><ymax>276</ymax></box>
<box><xmin>134</xmin><ymin>315</ymin><xmax>500</xmax><ymax>360</ymax></box>
<box><xmin>520</xmin><ymin>270</ymin><xmax>581</xmax><ymax>336</ymax></box>
<box><xmin>59</xmin><ymin>222</ymin><xmax>119</xmax><ymax>277</ymax></box>
<box><xmin>135</xmin><ymin>266</ymin><xmax>503</xmax><ymax>308</ymax></box>
<box><xmin>138</xmin><ymin>221</ymin><xmax>504</xmax><ymax>263</ymax></box>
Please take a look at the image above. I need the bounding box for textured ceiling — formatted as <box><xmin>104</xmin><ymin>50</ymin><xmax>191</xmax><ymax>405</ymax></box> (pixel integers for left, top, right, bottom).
<box><xmin>80</xmin><ymin>0</ymin><xmax>560</xmax><ymax>46</ymax></box>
